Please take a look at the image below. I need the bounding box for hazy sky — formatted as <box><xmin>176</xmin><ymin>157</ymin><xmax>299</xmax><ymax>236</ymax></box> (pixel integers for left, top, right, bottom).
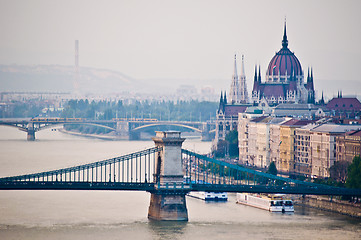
<box><xmin>0</xmin><ymin>0</ymin><xmax>360</xmax><ymax>98</ymax></box>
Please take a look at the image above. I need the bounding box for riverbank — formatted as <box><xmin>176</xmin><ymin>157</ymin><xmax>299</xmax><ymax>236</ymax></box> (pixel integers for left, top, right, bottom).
<box><xmin>58</xmin><ymin>128</ymin><xmax>122</xmax><ymax>140</ymax></box>
<box><xmin>59</xmin><ymin>128</ymin><xmax>203</xmax><ymax>141</ymax></box>
<box><xmin>295</xmin><ymin>195</ymin><xmax>361</xmax><ymax>218</ymax></box>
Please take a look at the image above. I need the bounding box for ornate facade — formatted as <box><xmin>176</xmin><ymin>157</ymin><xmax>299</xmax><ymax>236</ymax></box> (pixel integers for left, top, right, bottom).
<box><xmin>252</xmin><ymin>22</ymin><xmax>315</xmax><ymax>105</ymax></box>
<box><xmin>215</xmin><ymin>55</ymin><xmax>251</xmax><ymax>143</ymax></box>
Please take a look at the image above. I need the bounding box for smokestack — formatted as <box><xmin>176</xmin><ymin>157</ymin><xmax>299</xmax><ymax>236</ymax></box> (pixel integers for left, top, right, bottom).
<box><xmin>74</xmin><ymin>40</ymin><xmax>79</xmax><ymax>95</ymax></box>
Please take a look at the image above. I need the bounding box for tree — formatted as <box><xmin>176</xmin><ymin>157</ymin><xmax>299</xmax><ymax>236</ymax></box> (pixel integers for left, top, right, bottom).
<box><xmin>267</xmin><ymin>161</ymin><xmax>278</xmax><ymax>175</ymax></box>
<box><xmin>346</xmin><ymin>156</ymin><xmax>361</xmax><ymax>189</ymax></box>
<box><xmin>213</xmin><ymin>140</ymin><xmax>227</xmax><ymax>158</ymax></box>
<box><xmin>225</xmin><ymin>130</ymin><xmax>239</xmax><ymax>157</ymax></box>
<box><xmin>330</xmin><ymin>160</ymin><xmax>349</xmax><ymax>183</ymax></box>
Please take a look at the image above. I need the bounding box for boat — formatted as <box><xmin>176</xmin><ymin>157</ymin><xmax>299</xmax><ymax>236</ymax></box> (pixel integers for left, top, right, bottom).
<box><xmin>236</xmin><ymin>193</ymin><xmax>294</xmax><ymax>212</ymax></box>
<box><xmin>184</xmin><ymin>177</ymin><xmax>227</xmax><ymax>201</ymax></box>
<box><xmin>188</xmin><ymin>191</ymin><xmax>228</xmax><ymax>201</ymax></box>
<box><xmin>283</xmin><ymin>199</ymin><xmax>294</xmax><ymax>212</ymax></box>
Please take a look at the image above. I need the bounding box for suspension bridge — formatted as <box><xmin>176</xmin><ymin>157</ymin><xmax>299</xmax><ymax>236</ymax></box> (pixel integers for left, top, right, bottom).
<box><xmin>0</xmin><ymin>131</ymin><xmax>360</xmax><ymax>221</ymax></box>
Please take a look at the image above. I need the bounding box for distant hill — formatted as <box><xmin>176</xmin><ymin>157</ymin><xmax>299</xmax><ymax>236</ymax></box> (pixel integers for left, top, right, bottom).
<box><xmin>0</xmin><ymin>64</ymin><xmax>139</xmax><ymax>93</ymax></box>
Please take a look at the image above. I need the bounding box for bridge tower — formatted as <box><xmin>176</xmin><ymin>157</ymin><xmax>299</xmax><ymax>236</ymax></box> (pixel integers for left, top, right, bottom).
<box><xmin>27</xmin><ymin>123</ymin><xmax>35</xmax><ymax>141</ymax></box>
<box><xmin>115</xmin><ymin>121</ymin><xmax>130</xmax><ymax>140</ymax></box>
<box><xmin>201</xmin><ymin>122</ymin><xmax>212</xmax><ymax>141</ymax></box>
<box><xmin>148</xmin><ymin>131</ymin><xmax>188</xmax><ymax>221</ymax></box>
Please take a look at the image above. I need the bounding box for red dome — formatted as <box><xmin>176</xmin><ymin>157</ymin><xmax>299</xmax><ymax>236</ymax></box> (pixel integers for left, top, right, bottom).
<box><xmin>266</xmin><ymin>47</ymin><xmax>302</xmax><ymax>76</ymax></box>
<box><xmin>266</xmin><ymin>23</ymin><xmax>302</xmax><ymax>78</ymax></box>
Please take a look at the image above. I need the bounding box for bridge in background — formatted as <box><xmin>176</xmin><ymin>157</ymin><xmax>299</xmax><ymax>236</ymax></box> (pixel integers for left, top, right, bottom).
<box><xmin>1</xmin><ymin>131</ymin><xmax>360</xmax><ymax>221</ymax></box>
<box><xmin>0</xmin><ymin>118</ymin><xmax>215</xmax><ymax>141</ymax></box>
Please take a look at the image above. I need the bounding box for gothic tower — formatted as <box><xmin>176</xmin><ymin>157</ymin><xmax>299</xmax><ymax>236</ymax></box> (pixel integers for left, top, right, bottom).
<box><xmin>229</xmin><ymin>54</ymin><xmax>240</xmax><ymax>104</ymax></box>
<box><xmin>239</xmin><ymin>55</ymin><xmax>249</xmax><ymax>103</ymax></box>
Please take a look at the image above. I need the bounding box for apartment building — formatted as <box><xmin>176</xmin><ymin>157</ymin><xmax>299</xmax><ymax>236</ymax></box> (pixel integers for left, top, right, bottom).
<box><xmin>310</xmin><ymin>124</ymin><xmax>361</xmax><ymax>178</ymax></box>
<box><xmin>336</xmin><ymin>129</ymin><xmax>361</xmax><ymax>163</ymax></box>
<box><xmin>269</xmin><ymin>118</ymin><xmax>289</xmax><ymax>170</ymax></box>
<box><xmin>294</xmin><ymin>124</ymin><xmax>316</xmax><ymax>176</ymax></box>
<box><xmin>279</xmin><ymin>119</ymin><xmax>314</xmax><ymax>174</ymax></box>
<box><xmin>238</xmin><ymin>113</ymin><xmax>263</xmax><ymax>165</ymax></box>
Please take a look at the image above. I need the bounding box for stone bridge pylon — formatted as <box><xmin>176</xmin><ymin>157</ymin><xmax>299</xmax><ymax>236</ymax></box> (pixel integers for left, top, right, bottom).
<box><xmin>148</xmin><ymin>131</ymin><xmax>189</xmax><ymax>221</ymax></box>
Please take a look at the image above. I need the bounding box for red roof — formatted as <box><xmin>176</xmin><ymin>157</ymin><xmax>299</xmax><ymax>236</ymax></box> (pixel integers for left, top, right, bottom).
<box><xmin>282</xmin><ymin>119</ymin><xmax>314</xmax><ymax>126</ymax></box>
<box><xmin>326</xmin><ymin>98</ymin><xmax>361</xmax><ymax>111</ymax></box>
<box><xmin>347</xmin><ymin>129</ymin><xmax>361</xmax><ymax>137</ymax></box>
<box><xmin>224</xmin><ymin>105</ymin><xmax>247</xmax><ymax>116</ymax></box>
<box><xmin>262</xmin><ymin>84</ymin><xmax>285</xmax><ymax>98</ymax></box>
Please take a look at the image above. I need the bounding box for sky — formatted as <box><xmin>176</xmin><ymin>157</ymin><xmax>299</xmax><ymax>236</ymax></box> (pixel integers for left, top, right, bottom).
<box><xmin>0</xmin><ymin>0</ymin><xmax>360</xmax><ymax>99</ymax></box>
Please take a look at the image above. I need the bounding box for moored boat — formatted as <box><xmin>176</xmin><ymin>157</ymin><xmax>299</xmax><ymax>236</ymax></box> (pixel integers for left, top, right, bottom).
<box><xmin>236</xmin><ymin>193</ymin><xmax>294</xmax><ymax>212</ymax></box>
<box><xmin>189</xmin><ymin>191</ymin><xmax>228</xmax><ymax>201</ymax></box>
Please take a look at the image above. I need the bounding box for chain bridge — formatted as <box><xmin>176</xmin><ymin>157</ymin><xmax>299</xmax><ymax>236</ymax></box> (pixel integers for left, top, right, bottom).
<box><xmin>1</xmin><ymin>131</ymin><xmax>360</xmax><ymax>221</ymax></box>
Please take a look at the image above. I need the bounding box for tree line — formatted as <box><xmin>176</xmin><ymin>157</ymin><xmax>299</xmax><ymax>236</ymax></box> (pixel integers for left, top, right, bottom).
<box><xmin>61</xmin><ymin>99</ymin><xmax>218</xmax><ymax>122</ymax></box>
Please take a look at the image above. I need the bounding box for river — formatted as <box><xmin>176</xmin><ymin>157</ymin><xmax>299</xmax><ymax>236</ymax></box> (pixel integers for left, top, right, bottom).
<box><xmin>0</xmin><ymin>126</ymin><xmax>360</xmax><ymax>240</ymax></box>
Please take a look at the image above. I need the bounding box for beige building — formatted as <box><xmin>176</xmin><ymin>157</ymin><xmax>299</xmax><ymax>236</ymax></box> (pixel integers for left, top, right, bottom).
<box><xmin>254</xmin><ymin>116</ymin><xmax>273</xmax><ymax>168</ymax></box>
<box><xmin>294</xmin><ymin>124</ymin><xmax>316</xmax><ymax>176</ymax></box>
<box><xmin>238</xmin><ymin>114</ymin><xmax>287</xmax><ymax>169</ymax></box>
<box><xmin>310</xmin><ymin>124</ymin><xmax>361</xmax><ymax>178</ymax></box>
<box><xmin>269</xmin><ymin>118</ymin><xmax>289</xmax><ymax>170</ymax></box>
<box><xmin>336</xmin><ymin>129</ymin><xmax>361</xmax><ymax>163</ymax></box>
<box><xmin>279</xmin><ymin>119</ymin><xmax>314</xmax><ymax>174</ymax></box>
<box><xmin>239</xmin><ymin>115</ymin><xmax>271</xmax><ymax>167</ymax></box>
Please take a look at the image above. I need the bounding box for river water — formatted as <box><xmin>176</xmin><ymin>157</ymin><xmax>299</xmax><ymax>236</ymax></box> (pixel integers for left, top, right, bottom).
<box><xmin>0</xmin><ymin>126</ymin><xmax>360</xmax><ymax>240</ymax></box>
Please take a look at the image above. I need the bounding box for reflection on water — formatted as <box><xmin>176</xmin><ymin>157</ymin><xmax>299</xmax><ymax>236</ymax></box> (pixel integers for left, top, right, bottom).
<box><xmin>148</xmin><ymin>221</ymin><xmax>187</xmax><ymax>240</ymax></box>
<box><xmin>0</xmin><ymin>126</ymin><xmax>360</xmax><ymax>240</ymax></box>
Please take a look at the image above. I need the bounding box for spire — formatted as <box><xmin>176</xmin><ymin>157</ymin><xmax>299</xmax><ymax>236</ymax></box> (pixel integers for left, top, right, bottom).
<box><xmin>239</xmin><ymin>55</ymin><xmax>248</xmax><ymax>103</ymax></box>
<box><xmin>218</xmin><ymin>91</ymin><xmax>225</xmax><ymax>114</ymax></box>
<box><xmin>240</xmin><ymin>55</ymin><xmax>245</xmax><ymax>76</ymax></box>
<box><xmin>282</xmin><ymin>18</ymin><xmax>288</xmax><ymax>48</ymax></box>
<box><xmin>258</xmin><ymin>65</ymin><xmax>261</xmax><ymax>82</ymax></box>
<box><xmin>254</xmin><ymin>65</ymin><xmax>258</xmax><ymax>83</ymax></box>
<box><xmin>307</xmin><ymin>68</ymin><xmax>310</xmax><ymax>82</ymax></box>
<box><xmin>233</xmin><ymin>54</ymin><xmax>238</xmax><ymax>78</ymax></box>
<box><xmin>229</xmin><ymin>54</ymin><xmax>240</xmax><ymax>104</ymax></box>
<box><xmin>306</xmin><ymin>67</ymin><xmax>314</xmax><ymax>90</ymax></box>
<box><xmin>320</xmin><ymin>91</ymin><xmax>325</xmax><ymax>105</ymax></box>
<box><xmin>224</xmin><ymin>91</ymin><xmax>227</xmax><ymax>104</ymax></box>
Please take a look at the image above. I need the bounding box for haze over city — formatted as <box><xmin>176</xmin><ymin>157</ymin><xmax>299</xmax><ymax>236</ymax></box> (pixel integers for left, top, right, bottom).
<box><xmin>0</xmin><ymin>0</ymin><xmax>360</xmax><ymax>99</ymax></box>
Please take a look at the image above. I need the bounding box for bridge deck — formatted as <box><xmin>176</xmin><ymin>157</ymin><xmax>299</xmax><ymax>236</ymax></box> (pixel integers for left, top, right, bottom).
<box><xmin>1</xmin><ymin>147</ymin><xmax>361</xmax><ymax>196</ymax></box>
<box><xmin>0</xmin><ymin>181</ymin><xmax>360</xmax><ymax>196</ymax></box>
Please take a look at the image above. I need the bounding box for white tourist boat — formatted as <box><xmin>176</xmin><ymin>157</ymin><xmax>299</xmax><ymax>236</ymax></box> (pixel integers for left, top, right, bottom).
<box><xmin>189</xmin><ymin>191</ymin><xmax>228</xmax><ymax>201</ymax></box>
<box><xmin>236</xmin><ymin>193</ymin><xmax>294</xmax><ymax>212</ymax></box>
<box><xmin>283</xmin><ymin>199</ymin><xmax>294</xmax><ymax>212</ymax></box>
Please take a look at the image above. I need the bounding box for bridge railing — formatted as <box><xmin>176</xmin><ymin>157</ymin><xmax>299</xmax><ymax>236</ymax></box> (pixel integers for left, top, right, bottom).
<box><xmin>0</xmin><ymin>147</ymin><xmax>161</xmax><ymax>184</ymax></box>
<box><xmin>181</xmin><ymin>149</ymin><xmax>361</xmax><ymax>196</ymax></box>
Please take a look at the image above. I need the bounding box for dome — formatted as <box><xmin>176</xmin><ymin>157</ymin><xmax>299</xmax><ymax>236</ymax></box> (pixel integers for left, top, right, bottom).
<box><xmin>266</xmin><ymin>23</ymin><xmax>303</xmax><ymax>81</ymax></box>
<box><xmin>266</xmin><ymin>48</ymin><xmax>302</xmax><ymax>76</ymax></box>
